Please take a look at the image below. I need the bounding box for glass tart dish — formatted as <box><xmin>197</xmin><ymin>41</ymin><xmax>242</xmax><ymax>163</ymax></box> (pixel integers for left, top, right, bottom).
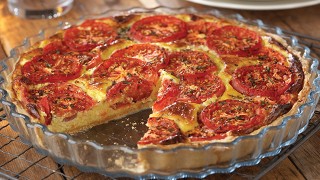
<box><xmin>0</xmin><ymin>7</ymin><xmax>319</xmax><ymax>179</ymax></box>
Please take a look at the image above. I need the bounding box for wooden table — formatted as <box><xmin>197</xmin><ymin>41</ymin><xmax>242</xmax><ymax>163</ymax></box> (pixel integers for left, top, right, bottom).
<box><xmin>0</xmin><ymin>0</ymin><xmax>319</xmax><ymax>179</ymax></box>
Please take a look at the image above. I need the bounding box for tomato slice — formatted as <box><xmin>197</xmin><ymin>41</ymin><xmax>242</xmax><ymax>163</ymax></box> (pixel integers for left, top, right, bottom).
<box><xmin>153</xmin><ymin>78</ymin><xmax>180</xmax><ymax>112</ymax></box>
<box><xmin>222</xmin><ymin>47</ymin><xmax>287</xmax><ymax>75</ymax></box>
<box><xmin>138</xmin><ymin>117</ymin><xmax>185</xmax><ymax>145</ymax></box>
<box><xmin>255</xmin><ymin>47</ymin><xmax>287</xmax><ymax>65</ymax></box>
<box><xmin>153</xmin><ymin>74</ymin><xmax>225</xmax><ymax>111</ymax></box>
<box><xmin>178</xmin><ymin>74</ymin><xmax>225</xmax><ymax>103</ymax></box>
<box><xmin>111</xmin><ymin>44</ymin><xmax>168</xmax><ymax>70</ymax></box>
<box><xmin>42</xmin><ymin>83</ymin><xmax>95</xmax><ymax>124</ymax></box>
<box><xmin>43</xmin><ymin>40</ymin><xmax>70</xmax><ymax>55</ymax></box>
<box><xmin>165</xmin><ymin>51</ymin><xmax>217</xmax><ymax>78</ymax></box>
<box><xmin>129</xmin><ymin>15</ymin><xmax>187</xmax><ymax>42</ymax></box>
<box><xmin>48</xmin><ymin>84</ymin><xmax>96</xmax><ymax>118</ymax></box>
<box><xmin>76</xmin><ymin>48</ymin><xmax>103</xmax><ymax>69</ymax></box>
<box><xmin>184</xmin><ymin>20</ymin><xmax>221</xmax><ymax>45</ymax></box>
<box><xmin>106</xmin><ymin>76</ymin><xmax>153</xmax><ymax>109</ymax></box>
<box><xmin>26</xmin><ymin>83</ymin><xmax>95</xmax><ymax>125</ymax></box>
<box><xmin>93</xmin><ymin>57</ymin><xmax>158</xmax><ymax>84</ymax></box>
<box><xmin>23</xmin><ymin>85</ymin><xmax>52</xmax><ymax>121</ymax></box>
<box><xmin>42</xmin><ymin>38</ymin><xmax>102</xmax><ymax>69</ymax></box>
<box><xmin>188</xmin><ymin>127</ymin><xmax>227</xmax><ymax>142</ymax></box>
<box><xmin>207</xmin><ymin>25</ymin><xmax>262</xmax><ymax>57</ymax></box>
<box><xmin>230</xmin><ymin>64</ymin><xmax>293</xmax><ymax>98</ymax></box>
<box><xmin>64</xmin><ymin>20</ymin><xmax>117</xmax><ymax>52</ymax></box>
<box><xmin>200</xmin><ymin>100</ymin><xmax>266</xmax><ymax>134</ymax></box>
<box><xmin>188</xmin><ymin>20</ymin><xmax>220</xmax><ymax>35</ymax></box>
<box><xmin>38</xmin><ymin>96</ymin><xmax>52</xmax><ymax>125</ymax></box>
<box><xmin>22</xmin><ymin>54</ymin><xmax>82</xmax><ymax>84</ymax></box>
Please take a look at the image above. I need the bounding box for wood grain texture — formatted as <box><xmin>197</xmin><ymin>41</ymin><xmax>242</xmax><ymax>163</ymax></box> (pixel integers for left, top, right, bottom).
<box><xmin>0</xmin><ymin>0</ymin><xmax>319</xmax><ymax>179</ymax></box>
<box><xmin>261</xmin><ymin>158</ymin><xmax>305</xmax><ymax>180</ymax></box>
<box><xmin>290</xmin><ymin>131</ymin><xmax>320</xmax><ymax>180</ymax></box>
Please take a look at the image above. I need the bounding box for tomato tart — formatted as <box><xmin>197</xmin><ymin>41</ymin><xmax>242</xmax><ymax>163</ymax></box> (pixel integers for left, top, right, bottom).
<box><xmin>8</xmin><ymin>12</ymin><xmax>311</xmax><ymax>170</ymax></box>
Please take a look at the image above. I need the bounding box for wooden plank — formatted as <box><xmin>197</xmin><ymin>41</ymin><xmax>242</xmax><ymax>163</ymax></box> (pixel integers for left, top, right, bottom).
<box><xmin>289</xmin><ymin>131</ymin><xmax>320</xmax><ymax>180</ymax></box>
<box><xmin>62</xmin><ymin>165</ymin><xmax>109</xmax><ymax>179</ymax></box>
<box><xmin>237</xmin><ymin>5</ymin><xmax>320</xmax><ymax>38</ymax></box>
<box><xmin>261</xmin><ymin>158</ymin><xmax>305</xmax><ymax>180</ymax></box>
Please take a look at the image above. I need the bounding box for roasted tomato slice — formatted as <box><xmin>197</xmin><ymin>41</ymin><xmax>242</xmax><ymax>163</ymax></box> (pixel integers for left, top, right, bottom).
<box><xmin>165</xmin><ymin>51</ymin><xmax>217</xmax><ymax>78</ymax></box>
<box><xmin>138</xmin><ymin>117</ymin><xmax>185</xmax><ymax>145</ymax></box>
<box><xmin>78</xmin><ymin>48</ymin><xmax>103</xmax><ymax>69</ymax></box>
<box><xmin>129</xmin><ymin>15</ymin><xmax>187</xmax><ymax>42</ymax></box>
<box><xmin>207</xmin><ymin>25</ymin><xmax>262</xmax><ymax>57</ymax></box>
<box><xmin>153</xmin><ymin>74</ymin><xmax>225</xmax><ymax>111</ymax></box>
<box><xmin>64</xmin><ymin>20</ymin><xmax>117</xmax><ymax>52</ymax></box>
<box><xmin>93</xmin><ymin>57</ymin><xmax>158</xmax><ymax>84</ymax></box>
<box><xmin>200</xmin><ymin>100</ymin><xmax>266</xmax><ymax>134</ymax></box>
<box><xmin>153</xmin><ymin>78</ymin><xmax>180</xmax><ymax>112</ymax></box>
<box><xmin>43</xmin><ymin>40</ymin><xmax>70</xmax><ymax>55</ymax></box>
<box><xmin>47</xmin><ymin>83</ymin><xmax>95</xmax><ymax>123</ymax></box>
<box><xmin>188</xmin><ymin>126</ymin><xmax>227</xmax><ymax>142</ymax></box>
<box><xmin>38</xmin><ymin>97</ymin><xmax>52</xmax><ymax>125</ymax></box>
<box><xmin>106</xmin><ymin>76</ymin><xmax>153</xmax><ymax>109</ymax></box>
<box><xmin>27</xmin><ymin>83</ymin><xmax>95</xmax><ymax>125</ymax></box>
<box><xmin>184</xmin><ymin>20</ymin><xmax>221</xmax><ymax>45</ymax></box>
<box><xmin>255</xmin><ymin>47</ymin><xmax>287</xmax><ymax>65</ymax></box>
<box><xmin>23</xmin><ymin>86</ymin><xmax>52</xmax><ymax>122</ymax></box>
<box><xmin>43</xmin><ymin>39</ymin><xmax>102</xmax><ymax>69</ymax></box>
<box><xmin>222</xmin><ymin>47</ymin><xmax>287</xmax><ymax>75</ymax></box>
<box><xmin>22</xmin><ymin>54</ymin><xmax>82</xmax><ymax>84</ymax></box>
<box><xmin>178</xmin><ymin>74</ymin><xmax>225</xmax><ymax>103</ymax></box>
<box><xmin>230</xmin><ymin>64</ymin><xmax>293</xmax><ymax>98</ymax></box>
<box><xmin>111</xmin><ymin>44</ymin><xmax>168</xmax><ymax>70</ymax></box>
